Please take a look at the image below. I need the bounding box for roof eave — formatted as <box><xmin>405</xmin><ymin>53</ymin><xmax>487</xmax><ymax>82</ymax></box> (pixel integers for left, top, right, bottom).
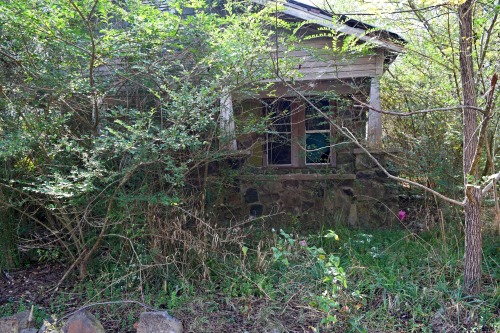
<box><xmin>252</xmin><ymin>0</ymin><xmax>406</xmax><ymax>53</ymax></box>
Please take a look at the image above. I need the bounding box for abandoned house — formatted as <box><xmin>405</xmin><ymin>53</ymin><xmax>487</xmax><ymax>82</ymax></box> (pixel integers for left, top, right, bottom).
<box><xmin>99</xmin><ymin>0</ymin><xmax>406</xmax><ymax>227</ymax></box>
<box><xmin>217</xmin><ymin>0</ymin><xmax>406</xmax><ymax>226</ymax></box>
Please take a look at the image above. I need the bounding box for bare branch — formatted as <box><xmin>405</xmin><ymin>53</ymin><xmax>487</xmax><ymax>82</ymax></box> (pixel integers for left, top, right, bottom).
<box><xmin>470</xmin><ymin>73</ymin><xmax>498</xmax><ymax>175</ymax></box>
<box><xmin>482</xmin><ymin>172</ymin><xmax>500</xmax><ymax>195</ymax></box>
<box><xmin>278</xmin><ymin>75</ymin><xmax>465</xmax><ymax>207</ymax></box>
<box><xmin>68</xmin><ymin>0</ymin><xmax>100</xmax><ymax>131</ymax></box>
<box><xmin>353</xmin><ymin>97</ymin><xmax>485</xmax><ymax>116</ymax></box>
<box><xmin>324</xmin><ymin>2</ymin><xmax>448</xmax><ymax>16</ymax></box>
<box><xmin>52</xmin><ymin>160</ymin><xmax>161</xmax><ymax>285</ymax></box>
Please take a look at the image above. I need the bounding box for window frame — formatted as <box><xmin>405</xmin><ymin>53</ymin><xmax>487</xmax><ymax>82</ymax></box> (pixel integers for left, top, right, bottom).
<box><xmin>263</xmin><ymin>97</ymin><xmax>338</xmax><ymax>168</ymax></box>
<box><xmin>264</xmin><ymin>99</ymin><xmax>294</xmax><ymax>167</ymax></box>
<box><xmin>304</xmin><ymin>98</ymin><xmax>333</xmax><ymax>166</ymax></box>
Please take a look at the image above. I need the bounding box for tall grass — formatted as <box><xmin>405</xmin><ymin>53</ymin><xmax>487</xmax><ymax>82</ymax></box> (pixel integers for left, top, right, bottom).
<box><xmin>1</xmin><ymin>224</ymin><xmax>498</xmax><ymax>332</ymax></box>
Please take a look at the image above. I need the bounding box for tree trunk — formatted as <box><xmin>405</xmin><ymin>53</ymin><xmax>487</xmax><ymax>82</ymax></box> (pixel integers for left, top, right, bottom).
<box><xmin>463</xmin><ymin>186</ymin><xmax>482</xmax><ymax>294</ymax></box>
<box><xmin>459</xmin><ymin>0</ymin><xmax>482</xmax><ymax>295</ymax></box>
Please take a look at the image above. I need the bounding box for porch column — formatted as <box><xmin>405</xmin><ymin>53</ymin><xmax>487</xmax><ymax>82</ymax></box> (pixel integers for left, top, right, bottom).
<box><xmin>220</xmin><ymin>90</ymin><xmax>238</xmax><ymax>150</ymax></box>
<box><xmin>367</xmin><ymin>76</ymin><xmax>382</xmax><ymax>147</ymax></box>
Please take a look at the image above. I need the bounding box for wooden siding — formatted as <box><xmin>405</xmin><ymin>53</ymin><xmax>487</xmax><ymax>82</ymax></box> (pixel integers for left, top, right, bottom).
<box><xmin>270</xmin><ymin>35</ymin><xmax>385</xmax><ymax>82</ymax></box>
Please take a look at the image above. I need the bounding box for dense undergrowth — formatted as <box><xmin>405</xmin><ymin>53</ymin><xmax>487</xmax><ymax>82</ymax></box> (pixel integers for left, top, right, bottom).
<box><xmin>1</xmin><ymin>224</ymin><xmax>498</xmax><ymax>332</ymax></box>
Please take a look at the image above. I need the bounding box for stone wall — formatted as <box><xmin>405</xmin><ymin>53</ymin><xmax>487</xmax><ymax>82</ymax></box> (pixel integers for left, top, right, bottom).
<box><xmin>238</xmin><ymin>148</ymin><xmax>399</xmax><ymax>228</ymax></box>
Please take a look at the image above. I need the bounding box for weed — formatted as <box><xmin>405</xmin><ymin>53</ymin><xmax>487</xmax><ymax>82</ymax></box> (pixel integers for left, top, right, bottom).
<box><xmin>1</xmin><ymin>225</ymin><xmax>497</xmax><ymax>332</ymax></box>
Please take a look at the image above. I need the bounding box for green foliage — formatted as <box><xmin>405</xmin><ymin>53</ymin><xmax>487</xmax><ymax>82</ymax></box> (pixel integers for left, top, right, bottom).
<box><xmin>1</xmin><ymin>0</ymin><xmax>498</xmax><ymax>330</ymax></box>
<box><xmin>1</xmin><ymin>224</ymin><xmax>497</xmax><ymax>332</ymax></box>
<box><xmin>0</xmin><ymin>0</ymin><xmax>288</xmax><ymax>275</ymax></box>
<box><xmin>0</xmin><ymin>209</ymin><xmax>19</xmax><ymax>269</ymax></box>
<box><xmin>270</xmin><ymin>229</ymin><xmax>347</xmax><ymax>328</ymax></box>
<box><xmin>335</xmin><ymin>227</ymin><xmax>499</xmax><ymax>332</ymax></box>
<box><xmin>0</xmin><ymin>302</ymin><xmax>50</xmax><ymax>328</ymax></box>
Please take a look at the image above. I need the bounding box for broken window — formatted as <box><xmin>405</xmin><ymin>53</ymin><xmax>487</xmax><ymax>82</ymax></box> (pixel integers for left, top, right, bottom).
<box><xmin>262</xmin><ymin>95</ymin><xmax>362</xmax><ymax>167</ymax></box>
<box><xmin>305</xmin><ymin>99</ymin><xmax>331</xmax><ymax>164</ymax></box>
<box><xmin>265</xmin><ymin>100</ymin><xmax>292</xmax><ymax>165</ymax></box>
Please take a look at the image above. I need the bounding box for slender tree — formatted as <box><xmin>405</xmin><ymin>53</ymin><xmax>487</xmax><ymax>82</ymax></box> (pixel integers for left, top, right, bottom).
<box><xmin>459</xmin><ymin>0</ymin><xmax>482</xmax><ymax>295</ymax></box>
<box><xmin>322</xmin><ymin>0</ymin><xmax>499</xmax><ymax>294</ymax></box>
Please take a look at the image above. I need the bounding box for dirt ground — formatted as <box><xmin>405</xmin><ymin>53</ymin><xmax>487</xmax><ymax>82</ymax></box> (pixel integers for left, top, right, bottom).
<box><xmin>0</xmin><ymin>264</ymin><xmax>320</xmax><ymax>332</ymax></box>
<box><xmin>0</xmin><ymin>264</ymin><xmax>68</xmax><ymax>308</ymax></box>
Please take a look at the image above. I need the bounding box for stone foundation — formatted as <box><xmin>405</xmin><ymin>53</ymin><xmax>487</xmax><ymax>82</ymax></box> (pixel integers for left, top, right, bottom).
<box><xmin>237</xmin><ymin>148</ymin><xmax>399</xmax><ymax>228</ymax></box>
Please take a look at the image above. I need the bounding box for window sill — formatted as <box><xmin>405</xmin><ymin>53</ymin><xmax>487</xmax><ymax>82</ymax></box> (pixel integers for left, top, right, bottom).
<box><xmin>239</xmin><ymin>173</ymin><xmax>356</xmax><ymax>181</ymax></box>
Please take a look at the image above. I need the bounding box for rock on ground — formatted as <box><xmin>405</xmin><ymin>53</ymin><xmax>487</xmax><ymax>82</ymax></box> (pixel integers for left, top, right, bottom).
<box><xmin>136</xmin><ymin>311</ymin><xmax>183</xmax><ymax>333</ymax></box>
<box><xmin>0</xmin><ymin>316</ymin><xmax>18</xmax><ymax>333</ymax></box>
<box><xmin>62</xmin><ymin>310</ymin><xmax>105</xmax><ymax>333</ymax></box>
<box><xmin>0</xmin><ymin>311</ymin><xmax>30</xmax><ymax>333</ymax></box>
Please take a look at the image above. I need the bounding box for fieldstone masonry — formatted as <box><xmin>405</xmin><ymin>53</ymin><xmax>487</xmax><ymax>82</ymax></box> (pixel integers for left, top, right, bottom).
<box><xmin>239</xmin><ymin>149</ymin><xmax>399</xmax><ymax>227</ymax></box>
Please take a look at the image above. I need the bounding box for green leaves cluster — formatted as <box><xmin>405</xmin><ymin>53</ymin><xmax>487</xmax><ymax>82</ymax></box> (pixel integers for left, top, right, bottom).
<box><xmin>271</xmin><ymin>229</ymin><xmax>346</xmax><ymax>327</ymax></box>
<box><xmin>0</xmin><ymin>0</ymin><xmax>283</xmax><ymax>271</ymax></box>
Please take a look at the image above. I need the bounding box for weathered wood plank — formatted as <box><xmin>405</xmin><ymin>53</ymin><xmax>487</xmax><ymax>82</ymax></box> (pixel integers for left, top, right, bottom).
<box><xmin>288</xmin><ymin>69</ymin><xmax>378</xmax><ymax>81</ymax></box>
<box><xmin>220</xmin><ymin>91</ymin><xmax>238</xmax><ymax>150</ymax></box>
<box><xmin>367</xmin><ymin>76</ymin><xmax>382</xmax><ymax>146</ymax></box>
<box><xmin>299</xmin><ymin>63</ymin><xmax>378</xmax><ymax>74</ymax></box>
<box><xmin>298</xmin><ymin>57</ymin><xmax>377</xmax><ymax>69</ymax></box>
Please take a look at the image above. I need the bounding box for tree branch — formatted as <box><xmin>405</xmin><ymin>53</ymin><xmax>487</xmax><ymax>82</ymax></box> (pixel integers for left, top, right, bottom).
<box><xmin>470</xmin><ymin>73</ymin><xmax>498</xmax><ymax>176</ymax></box>
<box><xmin>352</xmin><ymin>97</ymin><xmax>485</xmax><ymax>116</ymax></box>
<box><xmin>482</xmin><ymin>172</ymin><xmax>500</xmax><ymax>195</ymax></box>
<box><xmin>65</xmin><ymin>160</ymin><xmax>161</xmax><ymax>283</ymax></box>
<box><xmin>278</xmin><ymin>76</ymin><xmax>465</xmax><ymax>207</ymax></box>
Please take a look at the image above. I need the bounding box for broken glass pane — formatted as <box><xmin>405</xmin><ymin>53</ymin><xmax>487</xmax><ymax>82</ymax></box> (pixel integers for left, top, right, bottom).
<box><xmin>306</xmin><ymin>133</ymin><xmax>330</xmax><ymax>164</ymax></box>
<box><xmin>268</xmin><ymin>133</ymin><xmax>292</xmax><ymax>165</ymax></box>
<box><xmin>305</xmin><ymin>99</ymin><xmax>330</xmax><ymax>131</ymax></box>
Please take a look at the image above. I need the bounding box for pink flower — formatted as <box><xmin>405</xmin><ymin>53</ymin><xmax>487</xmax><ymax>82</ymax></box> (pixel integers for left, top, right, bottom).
<box><xmin>398</xmin><ymin>210</ymin><xmax>407</xmax><ymax>221</ymax></box>
<box><xmin>299</xmin><ymin>240</ymin><xmax>307</xmax><ymax>247</ymax></box>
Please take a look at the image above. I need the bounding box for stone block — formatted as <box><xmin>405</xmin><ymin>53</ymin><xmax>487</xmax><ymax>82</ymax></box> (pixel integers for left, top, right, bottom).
<box><xmin>356</xmin><ymin>200</ymin><xmax>397</xmax><ymax>227</ymax></box>
<box><xmin>322</xmin><ymin>196</ymin><xmax>335</xmax><ymax>210</ymax></box>
<box><xmin>337</xmin><ymin>162</ymin><xmax>355</xmax><ymax>174</ymax></box>
<box><xmin>279</xmin><ymin>191</ymin><xmax>304</xmax><ymax>213</ymax></box>
<box><xmin>354</xmin><ymin>179</ymin><xmax>385</xmax><ymax>201</ymax></box>
<box><xmin>14</xmin><ymin>312</ymin><xmax>30</xmax><ymax>330</ymax></box>
<box><xmin>20</xmin><ymin>329</ymin><xmax>38</xmax><ymax>333</ymax></box>
<box><xmin>249</xmin><ymin>204</ymin><xmax>264</xmax><ymax>217</ymax></box>
<box><xmin>261</xmin><ymin>181</ymin><xmax>283</xmax><ymax>194</ymax></box>
<box><xmin>244</xmin><ymin>188</ymin><xmax>259</xmax><ymax>203</ymax></box>
<box><xmin>62</xmin><ymin>311</ymin><xmax>105</xmax><ymax>333</ymax></box>
<box><xmin>341</xmin><ymin>187</ymin><xmax>354</xmax><ymax>197</ymax></box>
<box><xmin>336</xmin><ymin>151</ymin><xmax>355</xmax><ymax>165</ymax></box>
<box><xmin>355</xmin><ymin>171</ymin><xmax>376</xmax><ymax>179</ymax></box>
<box><xmin>355</xmin><ymin>153</ymin><xmax>383</xmax><ymax>171</ymax></box>
<box><xmin>313</xmin><ymin>184</ymin><xmax>325</xmax><ymax>198</ymax></box>
<box><xmin>348</xmin><ymin>204</ymin><xmax>358</xmax><ymax>227</ymax></box>
<box><xmin>0</xmin><ymin>317</ymin><xmax>18</xmax><ymax>333</ymax></box>
<box><xmin>0</xmin><ymin>311</ymin><xmax>31</xmax><ymax>333</ymax></box>
<box><xmin>258</xmin><ymin>193</ymin><xmax>280</xmax><ymax>204</ymax></box>
<box><xmin>136</xmin><ymin>311</ymin><xmax>183</xmax><ymax>333</ymax></box>
<box><xmin>283</xmin><ymin>180</ymin><xmax>300</xmax><ymax>188</ymax></box>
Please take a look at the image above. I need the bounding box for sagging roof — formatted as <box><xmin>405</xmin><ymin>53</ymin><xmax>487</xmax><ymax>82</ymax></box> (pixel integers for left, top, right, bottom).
<box><xmin>253</xmin><ymin>0</ymin><xmax>406</xmax><ymax>53</ymax></box>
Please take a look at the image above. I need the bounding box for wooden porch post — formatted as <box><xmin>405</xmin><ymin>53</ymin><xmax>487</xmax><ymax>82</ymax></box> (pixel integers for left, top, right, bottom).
<box><xmin>367</xmin><ymin>76</ymin><xmax>382</xmax><ymax>147</ymax></box>
<box><xmin>220</xmin><ymin>91</ymin><xmax>238</xmax><ymax>150</ymax></box>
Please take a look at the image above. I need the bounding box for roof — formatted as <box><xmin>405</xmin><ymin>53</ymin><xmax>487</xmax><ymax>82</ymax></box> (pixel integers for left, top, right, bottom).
<box><xmin>252</xmin><ymin>0</ymin><xmax>406</xmax><ymax>53</ymax></box>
